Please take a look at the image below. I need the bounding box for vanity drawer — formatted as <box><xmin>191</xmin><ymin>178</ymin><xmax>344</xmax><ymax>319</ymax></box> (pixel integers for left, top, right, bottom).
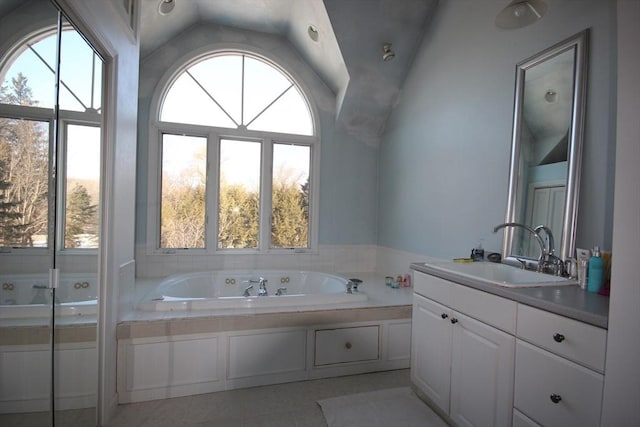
<box><xmin>517</xmin><ymin>304</ymin><xmax>607</xmax><ymax>372</ymax></box>
<box><xmin>413</xmin><ymin>271</ymin><xmax>453</xmax><ymax>307</ymax></box>
<box><xmin>314</xmin><ymin>326</ymin><xmax>379</xmax><ymax>366</ymax></box>
<box><xmin>515</xmin><ymin>340</ymin><xmax>604</xmax><ymax>427</ymax></box>
<box><xmin>452</xmin><ymin>283</ymin><xmax>517</xmax><ymax>334</ymax></box>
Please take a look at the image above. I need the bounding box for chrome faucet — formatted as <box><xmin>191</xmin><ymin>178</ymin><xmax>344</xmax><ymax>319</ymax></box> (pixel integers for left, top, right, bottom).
<box><xmin>243</xmin><ymin>285</ymin><xmax>253</xmax><ymax>297</ymax></box>
<box><xmin>275</xmin><ymin>287</ymin><xmax>287</xmax><ymax>296</ymax></box>
<box><xmin>493</xmin><ymin>222</ymin><xmax>547</xmax><ymax>272</ymax></box>
<box><xmin>249</xmin><ymin>277</ymin><xmax>268</xmax><ymax>296</ymax></box>
<box><xmin>534</xmin><ymin>225</ymin><xmax>555</xmax><ymax>255</ymax></box>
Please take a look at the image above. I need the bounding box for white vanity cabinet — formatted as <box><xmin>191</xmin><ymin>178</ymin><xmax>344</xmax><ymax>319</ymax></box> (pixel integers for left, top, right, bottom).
<box><xmin>514</xmin><ymin>304</ymin><xmax>607</xmax><ymax>427</ymax></box>
<box><xmin>412</xmin><ymin>271</ymin><xmax>516</xmax><ymax>427</ymax></box>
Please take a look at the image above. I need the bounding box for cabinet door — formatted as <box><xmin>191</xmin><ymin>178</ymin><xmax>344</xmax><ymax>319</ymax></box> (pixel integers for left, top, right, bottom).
<box><xmin>450</xmin><ymin>312</ymin><xmax>515</xmax><ymax>427</ymax></box>
<box><xmin>411</xmin><ymin>294</ymin><xmax>452</xmax><ymax>412</ymax></box>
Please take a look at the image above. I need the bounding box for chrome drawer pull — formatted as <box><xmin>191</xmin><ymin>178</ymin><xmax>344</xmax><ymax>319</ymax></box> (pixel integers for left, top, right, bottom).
<box><xmin>553</xmin><ymin>333</ymin><xmax>565</xmax><ymax>343</ymax></box>
<box><xmin>550</xmin><ymin>394</ymin><xmax>562</xmax><ymax>404</ymax></box>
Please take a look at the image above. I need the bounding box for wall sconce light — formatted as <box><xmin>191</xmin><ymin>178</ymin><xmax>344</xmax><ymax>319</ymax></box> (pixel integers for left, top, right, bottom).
<box><xmin>158</xmin><ymin>0</ymin><xmax>176</xmax><ymax>16</ymax></box>
<box><xmin>382</xmin><ymin>43</ymin><xmax>395</xmax><ymax>62</ymax></box>
<box><xmin>495</xmin><ymin>0</ymin><xmax>547</xmax><ymax>29</ymax></box>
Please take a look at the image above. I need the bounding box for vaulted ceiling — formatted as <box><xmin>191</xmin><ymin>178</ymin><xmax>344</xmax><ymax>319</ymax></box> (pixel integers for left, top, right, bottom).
<box><xmin>139</xmin><ymin>0</ymin><xmax>439</xmax><ymax>145</ymax></box>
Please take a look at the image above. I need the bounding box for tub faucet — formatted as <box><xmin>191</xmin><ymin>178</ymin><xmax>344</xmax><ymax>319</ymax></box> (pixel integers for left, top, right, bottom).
<box><xmin>493</xmin><ymin>222</ymin><xmax>546</xmax><ymax>272</ymax></box>
<box><xmin>249</xmin><ymin>277</ymin><xmax>268</xmax><ymax>296</ymax></box>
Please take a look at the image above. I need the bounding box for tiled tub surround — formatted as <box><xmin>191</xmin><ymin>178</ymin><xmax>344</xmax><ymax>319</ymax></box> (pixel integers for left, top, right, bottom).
<box><xmin>0</xmin><ymin>273</ymin><xmax>99</xmax><ymax>413</ymax></box>
<box><xmin>117</xmin><ymin>273</ymin><xmax>413</xmax><ymax>403</ymax></box>
<box><xmin>0</xmin><ymin>317</ymin><xmax>97</xmax><ymax>414</ymax></box>
<box><xmin>135</xmin><ymin>244</ymin><xmax>380</xmax><ymax>278</ymax></box>
<box><xmin>0</xmin><ymin>273</ymin><xmax>98</xmax><ymax>320</ymax></box>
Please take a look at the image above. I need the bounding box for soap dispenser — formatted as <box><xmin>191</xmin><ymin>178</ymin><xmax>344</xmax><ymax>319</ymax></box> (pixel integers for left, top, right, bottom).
<box><xmin>587</xmin><ymin>246</ymin><xmax>604</xmax><ymax>293</ymax></box>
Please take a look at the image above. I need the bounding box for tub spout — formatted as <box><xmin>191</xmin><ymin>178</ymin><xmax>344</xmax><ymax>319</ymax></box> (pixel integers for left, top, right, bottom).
<box><xmin>249</xmin><ymin>277</ymin><xmax>268</xmax><ymax>296</ymax></box>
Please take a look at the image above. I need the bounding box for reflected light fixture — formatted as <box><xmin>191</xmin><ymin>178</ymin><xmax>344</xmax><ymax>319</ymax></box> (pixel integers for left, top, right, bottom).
<box><xmin>158</xmin><ymin>0</ymin><xmax>176</xmax><ymax>16</ymax></box>
<box><xmin>382</xmin><ymin>43</ymin><xmax>395</xmax><ymax>62</ymax></box>
<box><xmin>495</xmin><ymin>0</ymin><xmax>547</xmax><ymax>30</ymax></box>
<box><xmin>307</xmin><ymin>25</ymin><xmax>319</xmax><ymax>42</ymax></box>
<box><xmin>544</xmin><ymin>89</ymin><xmax>557</xmax><ymax>103</ymax></box>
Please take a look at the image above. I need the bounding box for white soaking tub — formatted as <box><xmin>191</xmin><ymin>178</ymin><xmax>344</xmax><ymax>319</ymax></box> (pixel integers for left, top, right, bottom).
<box><xmin>137</xmin><ymin>270</ymin><xmax>368</xmax><ymax>312</ymax></box>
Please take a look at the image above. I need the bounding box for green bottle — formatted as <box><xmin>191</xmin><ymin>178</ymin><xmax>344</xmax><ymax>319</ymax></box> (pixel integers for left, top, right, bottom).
<box><xmin>587</xmin><ymin>246</ymin><xmax>604</xmax><ymax>293</ymax></box>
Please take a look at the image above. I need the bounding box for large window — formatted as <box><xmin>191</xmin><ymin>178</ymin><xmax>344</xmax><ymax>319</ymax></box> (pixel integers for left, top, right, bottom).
<box><xmin>0</xmin><ymin>27</ymin><xmax>102</xmax><ymax>250</ymax></box>
<box><xmin>153</xmin><ymin>52</ymin><xmax>317</xmax><ymax>253</ymax></box>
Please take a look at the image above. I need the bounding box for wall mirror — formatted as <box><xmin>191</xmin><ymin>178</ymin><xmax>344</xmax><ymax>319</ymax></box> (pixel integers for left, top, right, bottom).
<box><xmin>502</xmin><ymin>29</ymin><xmax>589</xmax><ymax>266</ymax></box>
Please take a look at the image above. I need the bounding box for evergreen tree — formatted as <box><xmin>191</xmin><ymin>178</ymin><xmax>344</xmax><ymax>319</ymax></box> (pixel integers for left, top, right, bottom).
<box><xmin>65</xmin><ymin>184</ymin><xmax>97</xmax><ymax>248</ymax></box>
<box><xmin>218</xmin><ymin>184</ymin><xmax>259</xmax><ymax>249</ymax></box>
<box><xmin>0</xmin><ymin>158</ymin><xmax>25</xmax><ymax>245</ymax></box>
<box><xmin>271</xmin><ymin>181</ymin><xmax>308</xmax><ymax>248</ymax></box>
<box><xmin>0</xmin><ymin>73</ymin><xmax>49</xmax><ymax>246</ymax></box>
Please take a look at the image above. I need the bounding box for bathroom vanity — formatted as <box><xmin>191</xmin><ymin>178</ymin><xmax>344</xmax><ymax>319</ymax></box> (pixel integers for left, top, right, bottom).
<box><xmin>410</xmin><ymin>262</ymin><xmax>608</xmax><ymax>427</ymax></box>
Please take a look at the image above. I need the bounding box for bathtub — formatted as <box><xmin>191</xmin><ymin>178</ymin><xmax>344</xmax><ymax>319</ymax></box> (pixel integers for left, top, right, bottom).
<box><xmin>138</xmin><ymin>270</ymin><xmax>368</xmax><ymax>312</ymax></box>
<box><xmin>0</xmin><ymin>273</ymin><xmax>98</xmax><ymax>319</ymax></box>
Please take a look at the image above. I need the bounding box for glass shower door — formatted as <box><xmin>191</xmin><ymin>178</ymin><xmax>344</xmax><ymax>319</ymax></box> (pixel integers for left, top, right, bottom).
<box><xmin>53</xmin><ymin>14</ymin><xmax>102</xmax><ymax>426</ymax></box>
<box><xmin>0</xmin><ymin>1</ymin><xmax>102</xmax><ymax>426</ymax></box>
<box><xmin>0</xmin><ymin>1</ymin><xmax>60</xmax><ymax>425</ymax></box>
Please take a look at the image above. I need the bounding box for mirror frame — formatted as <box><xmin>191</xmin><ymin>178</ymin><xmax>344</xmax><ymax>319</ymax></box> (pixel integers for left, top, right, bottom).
<box><xmin>502</xmin><ymin>29</ymin><xmax>589</xmax><ymax>266</ymax></box>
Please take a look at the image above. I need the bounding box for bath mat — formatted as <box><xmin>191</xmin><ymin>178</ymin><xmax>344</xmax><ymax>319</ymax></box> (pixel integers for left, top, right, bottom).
<box><xmin>317</xmin><ymin>386</ymin><xmax>448</xmax><ymax>427</ymax></box>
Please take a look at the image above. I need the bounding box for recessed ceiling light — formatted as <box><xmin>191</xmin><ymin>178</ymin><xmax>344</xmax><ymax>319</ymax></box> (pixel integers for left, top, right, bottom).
<box><xmin>307</xmin><ymin>25</ymin><xmax>319</xmax><ymax>42</ymax></box>
<box><xmin>158</xmin><ymin>0</ymin><xmax>176</xmax><ymax>16</ymax></box>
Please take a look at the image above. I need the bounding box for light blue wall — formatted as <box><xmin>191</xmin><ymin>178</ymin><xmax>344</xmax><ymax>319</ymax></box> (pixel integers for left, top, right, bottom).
<box><xmin>135</xmin><ymin>24</ymin><xmax>379</xmax><ymax>248</ymax></box>
<box><xmin>378</xmin><ymin>0</ymin><xmax>616</xmax><ymax>259</ymax></box>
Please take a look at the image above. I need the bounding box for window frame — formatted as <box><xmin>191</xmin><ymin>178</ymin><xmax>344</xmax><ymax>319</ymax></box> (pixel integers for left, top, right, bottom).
<box><xmin>147</xmin><ymin>49</ymin><xmax>320</xmax><ymax>255</ymax></box>
<box><xmin>0</xmin><ymin>105</ymin><xmax>101</xmax><ymax>253</ymax></box>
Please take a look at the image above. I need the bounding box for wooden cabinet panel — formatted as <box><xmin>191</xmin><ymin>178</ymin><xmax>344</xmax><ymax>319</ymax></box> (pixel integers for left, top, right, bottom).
<box><xmin>450</xmin><ymin>312</ymin><xmax>515</xmax><ymax>427</ymax></box>
<box><xmin>314</xmin><ymin>326</ymin><xmax>379</xmax><ymax>366</ymax></box>
<box><xmin>414</xmin><ymin>271</ymin><xmax>454</xmax><ymax>307</ymax></box>
<box><xmin>452</xmin><ymin>282</ymin><xmax>517</xmax><ymax>334</ymax></box>
<box><xmin>517</xmin><ymin>304</ymin><xmax>607</xmax><ymax>372</ymax></box>
<box><xmin>228</xmin><ymin>329</ymin><xmax>306</xmax><ymax>379</ymax></box>
<box><xmin>515</xmin><ymin>340</ymin><xmax>604</xmax><ymax>427</ymax></box>
<box><xmin>411</xmin><ymin>294</ymin><xmax>452</xmax><ymax>412</ymax></box>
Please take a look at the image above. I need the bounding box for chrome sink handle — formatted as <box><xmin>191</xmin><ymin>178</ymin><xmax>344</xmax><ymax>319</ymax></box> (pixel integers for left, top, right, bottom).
<box><xmin>243</xmin><ymin>285</ymin><xmax>253</xmax><ymax>297</ymax></box>
<box><xmin>275</xmin><ymin>287</ymin><xmax>287</xmax><ymax>296</ymax></box>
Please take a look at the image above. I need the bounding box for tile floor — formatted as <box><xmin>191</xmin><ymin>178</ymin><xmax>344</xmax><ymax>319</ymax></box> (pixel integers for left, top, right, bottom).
<box><xmin>109</xmin><ymin>369</ymin><xmax>414</xmax><ymax>426</ymax></box>
<box><xmin>0</xmin><ymin>369</ymin><xmax>424</xmax><ymax>426</ymax></box>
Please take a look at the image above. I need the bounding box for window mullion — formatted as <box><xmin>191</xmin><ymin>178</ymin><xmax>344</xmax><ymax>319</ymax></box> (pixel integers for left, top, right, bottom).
<box><xmin>208</xmin><ymin>132</ymin><xmax>220</xmax><ymax>253</ymax></box>
<box><xmin>260</xmin><ymin>138</ymin><xmax>273</xmax><ymax>252</ymax></box>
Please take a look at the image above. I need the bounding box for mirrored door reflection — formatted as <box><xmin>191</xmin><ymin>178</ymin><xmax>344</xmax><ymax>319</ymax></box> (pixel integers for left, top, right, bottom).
<box><xmin>0</xmin><ymin>1</ymin><xmax>102</xmax><ymax>426</ymax></box>
<box><xmin>0</xmin><ymin>0</ymin><xmax>59</xmax><ymax>425</ymax></box>
<box><xmin>53</xmin><ymin>14</ymin><xmax>102</xmax><ymax>427</ymax></box>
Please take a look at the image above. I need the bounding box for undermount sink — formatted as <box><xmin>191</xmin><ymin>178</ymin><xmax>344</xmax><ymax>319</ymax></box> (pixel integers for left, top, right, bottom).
<box><xmin>420</xmin><ymin>261</ymin><xmax>578</xmax><ymax>288</ymax></box>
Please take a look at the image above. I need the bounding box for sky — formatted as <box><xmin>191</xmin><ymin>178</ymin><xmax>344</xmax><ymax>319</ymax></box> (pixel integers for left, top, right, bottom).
<box><xmin>2</xmin><ymin>28</ymin><xmax>102</xmax><ymax>181</ymax></box>
<box><xmin>2</xmin><ymin>34</ymin><xmax>312</xmax><ymax>188</ymax></box>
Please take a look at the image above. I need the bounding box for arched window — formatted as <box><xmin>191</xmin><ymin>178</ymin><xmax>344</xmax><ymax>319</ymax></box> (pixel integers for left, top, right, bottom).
<box><xmin>151</xmin><ymin>51</ymin><xmax>318</xmax><ymax>252</ymax></box>
<box><xmin>0</xmin><ymin>27</ymin><xmax>102</xmax><ymax>250</ymax></box>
